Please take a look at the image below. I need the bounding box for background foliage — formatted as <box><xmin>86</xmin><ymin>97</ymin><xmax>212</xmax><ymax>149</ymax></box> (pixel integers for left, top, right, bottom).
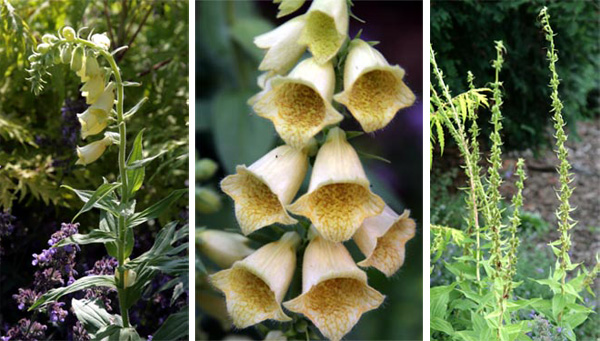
<box><xmin>0</xmin><ymin>0</ymin><xmax>188</xmax><ymax>339</ymax></box>
<box><xmin>196</xmin><ymin>1</ymin><xmax>423</xmax><ymax>340</ymax></box>
<box><xmin>431</xmin><ymin>0</ymin><xmax>599</xmax><ymax>150</ymax></box>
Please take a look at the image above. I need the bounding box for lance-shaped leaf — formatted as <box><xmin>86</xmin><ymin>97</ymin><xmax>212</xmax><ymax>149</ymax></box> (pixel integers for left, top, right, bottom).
<box><xmin>30</xmin><ymin>275</ymin><xmax>116</xmax><ymax>310</ymax></box>
<box><xmin>99</xmin><ymin>211</ymin><xmax>119</xmax><ymax>258</ymax></box>
<box><xmin>63</xmin><ymin>184</ymin><xmax>120</xmax><ymax>216</ymax></box>
<box><xmin>95</xmin><ymin>325</ymin><xmax>143</xmax><ymax>341</ymax></box>
<box><xmin>127</xmin><ymin>189</ymin><xmax>187</xmax><ymax>228</ymax></box>
<box><xmin>71</xmin><ymin>182</ymin><xmax>122</xmax><ymax>221</ymax></box>
<box><xmin>124</xmin><ymin>97</ymin><xmax>148</xmax><ymax>118</ymax></box>
<box><xmin>53</xmin><ymin>229</ymin><xmax>117</xmax><ymax>247</ymax></box>
<box><xmin>71</xmin><ymin>298</ymin><xmax>122</xmax><ymax>337</ymax></box>
<box><xmin>126</xmin><ymin>130</ymin><xmax>145</xmax><ymax>199</ymax></box>
<box><xmin>152</xmin><ymin>309</ymin><xmax>189</xmax><ymax>341</ymax></box>
<box><xmin>127</xmin><ymin>151</ymin><xmax>166</xmax><ymax>170</ymax></box>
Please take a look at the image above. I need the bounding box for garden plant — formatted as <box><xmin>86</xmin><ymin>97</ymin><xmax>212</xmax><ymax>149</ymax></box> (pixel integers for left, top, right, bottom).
<box><xmin>430</xmin><ymin>7</ymin><xmax>598</xmax><ymax>341</ymax></box>
<box><xmin>0</xmin><ymin>1</ymin><xmax>189</xmax><ymax>339</ymax></box>
<box><xmin>196</xmin><ymin>0</ymin><xmax>419</xmax><ymax>340</ymax></box>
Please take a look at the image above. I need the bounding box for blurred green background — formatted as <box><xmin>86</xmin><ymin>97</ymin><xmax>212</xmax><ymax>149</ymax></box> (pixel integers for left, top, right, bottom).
<box><xmin>196</xmin><ymin>1</ymin><xmax>423</xmax><ymax>340</ymax></box>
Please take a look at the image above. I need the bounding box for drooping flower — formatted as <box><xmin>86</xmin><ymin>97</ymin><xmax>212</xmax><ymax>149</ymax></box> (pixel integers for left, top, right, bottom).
<box><xmin>283</xmin><ymin>235</ymin><xmax>384</xmax><ymax>341</ymax></box>
<box><xmin>196</xmin><ymin>229</ymin><xmax>254</xmax><ymax>268</ymax></box>
<box><xmin>91</xmin><ymin>33</ymin><xmax>111</xmax><ymax>50</ymax></box>
<box><xmin>254</xmin><ymin>15</ymin><xmax>307</xmax><ymax>75</ymax></box>
<box><xmin>354</xmin><ymin>207</ymin><xmax>416</xmax><ymax>277</ymax></box>
<box><xmin>78</xmin><ymin>51</ymin><xmax>103</xmax><ymax>83</ymax></box>
<box><xmin>273</xmin><ymin>0</ymin><xmax>305</xmax><ymax>18</ymax></box>
<box><xmin>298</xmin><ymin>0</ymin><xmax>348</xmax><ymax>64</ymax></box>
<box><xmin>221</xmin><ymin>145</ymin><xmax>308</xmax><ymax>235</ymax></box>
<box><xmin>250</xmin><ymin>58</ymin><xmax>343</xmax><ymax>148</ymax></box>
<box><xmin>333</xmin><ymin>39</ymin><xmax>415</xmax><ymax>132</ymax></box>
<box><xmin>210</xmin><ymin>232</ymin><xmax>301</xmax><ymax>328</ymax></box>
<box><xmin>75</xmin><ymin>136</ymin><xmax>112</xmax><ymax>165</ymax></box>
<box><xmin>288</xmin><ymin>127</ymin><xmax>385</xmax><ymax>242</ymax></box>
<box><xmin>78</xmin><ymin>82</ymin><xmax>114</xmax><ymax>138</ymax></box>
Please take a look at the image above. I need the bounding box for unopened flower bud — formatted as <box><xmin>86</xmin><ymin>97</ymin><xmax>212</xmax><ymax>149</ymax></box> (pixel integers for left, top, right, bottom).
<box><xmin>115</xmin><ymin>266</ymin><xmax>137</xmax><ymax>288</ymax></box>
<box><xmin>42</xmin><ymin>34</ymin><xmax>57</xmax><ymax>44</ymax></box>
<box><xmin>334</xmin><ymin>39</ymin><xmax>415</xmax><ymax>132</ymax></box>
<box><xmin>354</xmin><ymin>207</ymin><xmax>416</xmax><ymax>277</ymax></box>
<box><xmin>221</xmin><ymin>145</ymin><xmax>308</xmax><ymax>235</ymax></box>
<box><xmin>196</xmin><ymin>229</ymin><xmax>254</xmax><ymax>268</ymax></box>
<box><xmin>251</xmin><ymin>58</ymin><xmax>342</xmax><ymax>148</ymax></box>
<box><xmin>196</xmin><ymin>187</ymin><xmax>222</xmax><ymax>214</ymax></box>
<box><xmin>62</xmin><ymin>26</ymin><xmax>76</xmax><ymax>41</ymax></box>
<box><xmin>298</xmin><ymin>0</ymin><xmax>348</xmax><ymax>64</ymax></box>
<box><xmin>283</xmin><ymin>235</ymin><xmax>384</xmax><ymax>341</ymax></box>
<box><xmin>91</xmin><ymin>33</ymin><xmax>111</xmax><ymax>50</ymax></box>
<box><xmin>288</xmin><ymin>127</ymin><xmax>385</xmax><ymax>242</ymax></box>
<box><xmin>70</xmin><ymin>46</ymin><xmax>84</xmax><ymax>72</ymax></box>
<box><xmin>75</xmin><ymin>136</ymin><xmax>112</xmax><ymax>165</ymax></box>
<box><xmin>60</xmin><ymin>45</ymin><xmax>72</xmax><ymax>64</ymax></box>
<box><xmin>210</xmin><ymin>232</ymin><xmax>301</xmax><ymax>328</ymax></box>
<box><xmin>36</xmin><ymin>43</ymin><xmax>50</xmax><ymax>53</ymax></box>
<box><xmin>196</xmin><ymin>158</ymin><xmax>218</xmax><ymax>181</ymax></box>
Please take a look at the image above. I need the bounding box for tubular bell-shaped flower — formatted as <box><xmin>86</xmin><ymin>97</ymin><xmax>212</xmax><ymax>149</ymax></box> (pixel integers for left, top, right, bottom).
<box><xmin>354</xmin><ymin>206</ymin><xmax>416</xmax><ymax>277</ymax></box>
<box><xmin>333</xmin><ymin>39</ymin><xmax>415</xmax><ymax>132</ymax></box>
<box><xmin>210</xmin><ymin>232</ymin><xmax>301</xmax><ymax>328</ymax></box>
<box><xmin>298</xmin><ymin>0</ymin><xmax>348</xmax><ymax>64</ymax></box>
<box><xmin>251</xmin><ymin>58</ymin><xmax>343</xmax><ymax>148</ymax></box>
<box><xmin>288</xmin><ymin>127</ymin><xmax>384</xmax><ymax>242</ymax></box>
<box><xmin>75</xmin><ymin>136</ymin><xmax>112</xmax><ymax>165</ymax></box>
<box><xmin>78</xmin><ymin>83</ymin><xmax>115</xmax><ymax>139</ymax></box>
<box><xmin>197</xmin><ymin>229</ymin><xmax>254</xmax><ymax>269</ymax></box>
<box><xmin>221</xmin><ymin>145</ymin><xmax>308</xmax><ymax>235</ymax></box>
<box><xmin>254</xmin><ymin>15</ymin><xmax>306</xmax><ymax>75</ymax></box>
<box><xmin>283</xmin><ymin>235</ymin><xmax>384</xmax><ymax>341</ymax></box>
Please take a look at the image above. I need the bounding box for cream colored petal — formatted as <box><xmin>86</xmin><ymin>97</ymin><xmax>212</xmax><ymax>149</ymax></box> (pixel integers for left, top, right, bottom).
<box><xmin>255</xmin><ymin>15</ymin><xmax>306</xmax><ymax>75</ymax></box>
<box><xmin>355</xmin><ymin>208</ymin><xmax>416</xmax><ymax>277</ymax></box>
<box><xmin>81</xmin><ymin>75</ymin><xmax>106</xmax><ymax>104</ymax></box>
<box><xmin>299</xmin><ymin>0</ymin><xmax>348</xmax><ymax>64</ymax></box>
<box><xmin>75</xmin><ymin>137</ymin><xmax>111</xmax><ymax>165</ymax></box>
<box><xmin>197</xmin><ymin>230</ymin><xmax>254</xmax><ymax>269</ymax></box>
<box><xmin>78</xmin><ymin>108</ymin><xmax>108</xmax><ymax>139</ymax></box>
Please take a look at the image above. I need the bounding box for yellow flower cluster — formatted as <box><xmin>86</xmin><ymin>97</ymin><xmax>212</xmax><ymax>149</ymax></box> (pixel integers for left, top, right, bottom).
<box><xmin>203</xmin><ymin>1</ymin><xmax>417</xmax><ymax>340</ymax></box>
<box><xmin>58</xmin><ymin>27</ymin><xmax>115</xmax><ymax>165</ymax></box>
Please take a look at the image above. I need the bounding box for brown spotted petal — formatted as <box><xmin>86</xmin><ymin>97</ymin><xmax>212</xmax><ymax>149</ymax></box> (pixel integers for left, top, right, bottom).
<box><xmin>334</xmin><ymin>39</ymin><xmax>415</xmax><ymax>132</ymax></box>
<box><xmin>354</xmin><ymin>207</ymin><xmax>416</xmax><ymax>277</ymax></box>
<box><xmin>288</xmin><ymin>127</ymin><xmax>385</xmax><ymax>242</ymax></box>
<box><xmin>221</xmin><ymin>145</ymin><xmax>308</xmax><ymax>235</ymax></box>
<box><xmin>210</xmin><ymin>232</ymin><xmax>301</xmax><ymax>329</ymax></box>
<box><xmin>283</xmin><ymin>236</ymin><xmax>384</xmax><ymax>341</ymax></box>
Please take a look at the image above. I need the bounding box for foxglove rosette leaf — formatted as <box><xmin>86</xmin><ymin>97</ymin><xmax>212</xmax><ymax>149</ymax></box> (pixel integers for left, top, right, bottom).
<box><xmin>288</xmin><ymin>127</ymin><xmax>385</xmax><ymax>242</ymax></box>
<box><xmin>254</xmin><ymin>15</ymin><xmax>307</xmax><ymax>75</ymax></box>
<box><xmin>75</xmin><ymin>136</ymin><xmax>112</xmax><ymax>165</ymax></box>
<box><xmin>78</xmin><ymin>82</ymin><xmax>115</xmax><ymax>139</ymax></box>
<box><xmin>283</xmin><ymin>235</ymin><xmax>384</xmax><ymax>341</ymax></box>
<box><xmin>334</xmin><ymin>39</ymin><xmax>415</xmax><ymax>132</ymax></box>
<box><xmin>209</xmin><ymin>232</ymin><xmax>301</xmax><ymax>328</ymax></box>
<box><xmin>298</xmin><ymin>0</ymin><xmax>348</xmax><ymax>64</ymax></box>
<box><xmin>251</xmin><ymin>58</ymin><xmax>343</xmax><ymax>148</ymax></box>
<box><xmin>354</xmin><ymin>207</ymin><xmax>416</xmax><ymax>277</ymax></box>
<box><xmin>197</xmin><ymin>229</ymin><xmax>254</xmax><ymax>268</ymax></box>
<box><xmin>221</xmin><ymin>145</ymin><xmax>308</xmax><ymax>235</ymax></box>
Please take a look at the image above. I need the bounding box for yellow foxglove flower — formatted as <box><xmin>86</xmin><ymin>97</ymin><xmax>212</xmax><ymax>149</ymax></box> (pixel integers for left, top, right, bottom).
<box><xmin>354</xmin><ymin>207</ymin><xmax>416</xmax><ymax>277</ymax></box>
<box><xmin>251</xmin><ymin>58</ymin><xmax>343</xmax><ymax>148</ymax></box>
<box><xmin>333</xmin><ymin>39</ymin><xmax>416</xmax><ymax>132</ymax></box>
<box><xmin>78</xmin><ymin>52</ymin><xmax>102</xmax><ymax>82</ymax></box>
<box><xmin>274</xmin><ymin>0</ymin><xmax>305</xmax><ymax>18</ymax></box>
<box><xmin>254</xmin><ymin>15</ymin><xmax>306</xmax><ymax>75</ymax></box>
<box><xmin>197</xmin><ymin>230</ymin><xmax>254</xmax><ymax>269</ymax></box>
<box><xmin>298</xmin><ymin>0</ymin><xmax>348</xmax><ymax>64</ymax></box>
<box><xmin>78</xmin><ymin>83</ymin><xmax>114</xmax><ymax>139</ymax></box>
<box><xmin>80</xmin><ymin>74</ymin><xmax>106</xmax><ymax>105</ymax></box>
<box><xmin>91</xmin><ymin>33</ymin><xmax>111</xmax><ymax>50</ymax></box>
<box><xmin>210</xmin><ymin>232</ymin><xmax>301</xmax><ymax>328</ymax></box>
<box><xmin>221</xmin><ymin>145</ymin><xmax>308</xmax><ymax>235</ymax></box>
<box><xmin>75</xmin><ymin>136</ymin><xmax>112</xmax><ymax>165</ymax></box>
<box><xmin>283</xmin><ymin>235</ymin><xmax>384</xmax><ymax>341</ymax></box>
<box><xmin>288</xmin><ymin>127</ymin><xmax>385</xmax><ymax>242</ymax></box>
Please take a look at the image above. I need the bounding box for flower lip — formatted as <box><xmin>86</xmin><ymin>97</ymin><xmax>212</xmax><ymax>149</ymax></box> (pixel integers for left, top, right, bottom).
<box><xmin>254</xmin><ymin>15</ymin><xmax>307</xmax><ymax>75</ymax></box>
<box><xmin>299</xmin><ymin>0</ymin><xmax>348</xmax><ymax>64</ymax></box>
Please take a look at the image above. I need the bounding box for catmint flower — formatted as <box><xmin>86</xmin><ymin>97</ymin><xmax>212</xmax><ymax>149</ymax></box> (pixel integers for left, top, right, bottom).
<box><xmin>250</xmin><ymin>58</ymin><xmax>343</xmax><ymax>148</ymax></box>
<box><xmin>274</xmin><ymin>0</ymin><xmax>305</xmax><ymax>18</ymax></box>
<box><xmin>221</xmin><ymin>145</ymin><xmax>308</xmax><ymax>235</ymax></box>
<box><xmin>353</xmin><ymin>207</ymin><xmax>416</xmax><ymax>277</ymax></box>
<box><xmin>283</xmin><ymin>235</ymin><xmax>384</xmax><ymax>341</ymax></box>
<box><xmin>2</xmin><ymin>319</ymin><xmax>47</xmax><ymax>340</ymax></box>
<box><xmin>196</xmin><ymin>229</ymin><xmax>254</xmax><ymax>268</ymax></box>
<box><xmin>75</xmin><ymin>136</ymin><xmax>112</xmax><ymax>165</ymax></box>
<box><xmin>78</xmin><ymin>81</ymin><xmax>114</xmax><ymax>138</ymax></box>
<box><xmin>254</xmin><ymin>15</ymin><xmax>307</xmax><ymax>75</ymax></box>
<box><xmin>334</xmin><ymin>39</ymin><xmax>415</xmax><ymax>132</ymax></box>
<box><xmin>62</xmin><ymin>26</ymin><xmax>76</xmax><ymax>41</ymax></box>
<box><xmin>288</xmin><ymin>127</ymin><xmax>385</xmax><ymax>242</ymax></box>
<box><xmin>91</xmin><ymin>33</ymin><xmax>111</xmax><ymax>50</ymax></box>
<box><xmin>298</xmin><ymin>0</ymin><xmax>348</xmax><ymax>64</ymax></box>
<box><xmin>210</xmin><ymin>232</ymin><xmax>301</xmax><ymax>328</ymax></box>
<box><xmin>48</xmin><ymin>302</ymin><xmax>68</xmax><ymax>322</ymax></box>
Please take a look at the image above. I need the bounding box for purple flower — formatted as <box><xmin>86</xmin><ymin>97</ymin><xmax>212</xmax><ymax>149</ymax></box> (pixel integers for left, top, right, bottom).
<box><xmin>1</xmin><ymin>319</ymin><xmax>47</xmax><ymax>340</ymax></box>
<box><xmin>48</xmin><ymin>302</ymin><xmax>68</xmax><ymax>323</ymax></box>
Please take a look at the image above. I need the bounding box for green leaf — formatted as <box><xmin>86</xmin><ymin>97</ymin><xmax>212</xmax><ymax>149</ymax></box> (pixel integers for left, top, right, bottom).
<box><xmin>128</xmin><ymin>189</ymin><xmax>187</xmax><ymax>228</ymax></box>
<box><xmin>551</xmin><ymin>293</ymin><xmax>567</xmax><ymax>320</ymax></box>
<box><xmin>99</xmin><ymin>211</ymin><xmax>119</xmax><ymax>258</ymax></box>
<box><xmin>230</xmin><ymin>18</ymin><xmax>273</xmax><ymax>62</ymax></box>
<box><xmin>152</xmin><ymin>309</ymin><xmax>189</xmax><ymax>341</ymax></box>
<box><xmin>63</xmin><ymin>185</ymin><xmax>119</xmax><ymax>216</ymax></box>
<box><xmin>126</xmin><ymin>130</ymin><xmax>145</xmax><ymax>199</ymax></box>
<box><xmin>95</xmin><ymin>325</ymin><xmax>143</xmax><ymax>341</ymax></box>
<box><xmin>212</xmin><ymin>90</ymin><xmax>275</xmax><ymax>174</ymax></box>
<box><xmin>71</xmin><ymin>298</ymin><xmax>122</xmax><ymax>337</ymax></box>
<box><xmin>53</xmin><ymin>230</ymin><xmax>117</xmax><ymax>247</ymax></box>
<box><xmin>68</xmin><ymin>182</ymin><xmax>122</xmax><ymax>221</ymax></box>
<box><xmin>127</xmin><ymin>152</ymin><xmax>166</xmax><ymax>170</ymax></box>
<box><xmin>431</xmin><ymin>316</ymin><xmax>454</xmax><ymax>336</ymax></box>
<box><xmin>430</xmin><ymin>284</ymin><xmax>455</xmax><ymax>319</ymax></box>
<box><xmin>124</xmin><ymin>97</ymin><xmax>148</xmax><ymax>118</ymax></box>
<box><xmin>30</xmin><ymin>276</ymin><xmax>116</xmax><ymax>310</ymax></box>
